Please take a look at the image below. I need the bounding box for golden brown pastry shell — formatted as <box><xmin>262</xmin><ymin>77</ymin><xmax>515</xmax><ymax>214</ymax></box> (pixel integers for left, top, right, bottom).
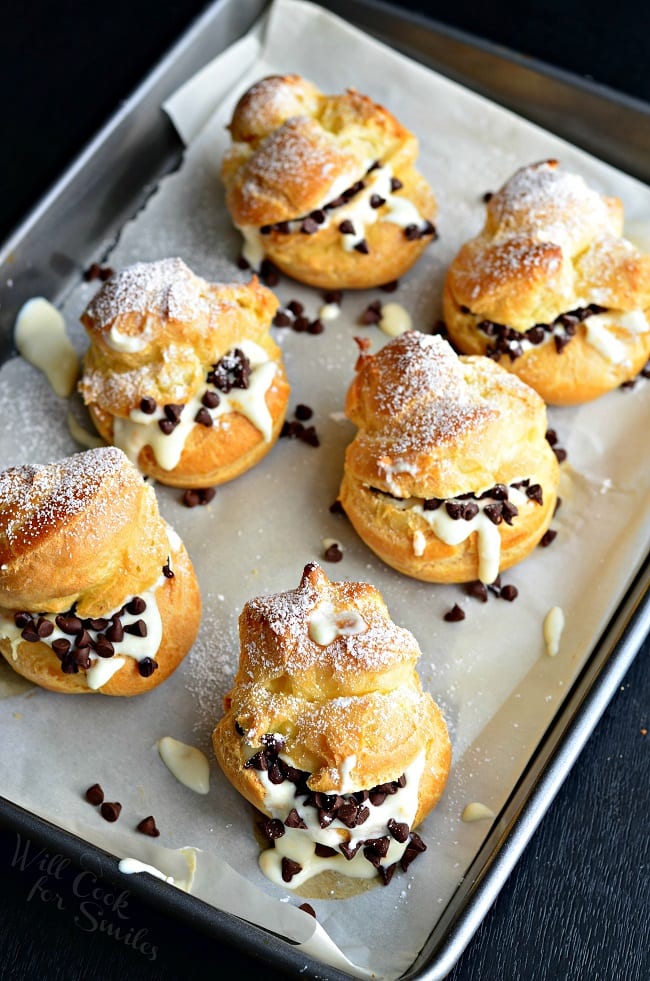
<box><xmin>0</xmin><ymin>539</ymin><xmax>201</xmax><ymax>696</ymax></box>
<box><xmin>212</xmin><ymin>563</ymin><xmax>451</xmax><ymax>829</ymax></box>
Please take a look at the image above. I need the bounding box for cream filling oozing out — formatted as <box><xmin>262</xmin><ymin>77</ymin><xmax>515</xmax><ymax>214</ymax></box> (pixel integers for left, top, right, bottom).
<box><xmin>239</xmin><ymin>163</ymin><xmax>431</xmax><ymax>270</ymax></box>
<box><xmin>257</xmin><ymin>749</ymin><xmax>425</xmax><ymax>889</ymax></box>
<box><xmin>374</xmin><ymin>467</ymin><xmax>532</xmax><ymax>584</ymax></box>
<box><xmin>479</xmin><ymin>308</ymin><xmax>648</xmax><ymax>366</ymax></box>
<box><xmin>0</xmin><ymin>574</ymin><xmax>169</xmax><ymax>690</ymax></box>
<box><xmin>113</xmin><ymin>340</ymin><xmax>277</xmax><ymax>472</ymax></box>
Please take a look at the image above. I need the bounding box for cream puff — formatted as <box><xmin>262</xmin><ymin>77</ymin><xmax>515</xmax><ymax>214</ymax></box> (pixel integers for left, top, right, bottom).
<box><xmin>442</xmin><ymin>159</ymin><xmax>650</xmax><ymax>404</ymax></box>
<box><xmin>0</xmin><ymin>446</ymin><xmax>201</xmax><ymax>694</ymax></box>
<box><xmin>221</xmin><ymin>74</ymin><xmax>437</xmax><ymax>290</ymax></box>
<box><xmin>213</xmin><ymin>562</ymin><xmax>451</xmax><ymax>888</ymax></box>
<box><xmin>339</xmin><ymin>331</ymin><xmax>560</xmax><ymax>584</ymax></box>
<box><xmin>78</xmin><ymin>258</ymin><xmax>290</xmax><ymax>487</ymax></box>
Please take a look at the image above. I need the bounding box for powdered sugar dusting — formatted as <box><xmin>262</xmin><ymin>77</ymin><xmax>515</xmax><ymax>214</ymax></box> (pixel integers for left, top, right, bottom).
<box><xmin>84</xmin><ymin>257</ymin><xmax>210</xmax><ymax>330</ymax></box>
<box><xmin>0</xmin><ymin>445</ymin><xmax>129</xmax><ymax>548</ymax></box>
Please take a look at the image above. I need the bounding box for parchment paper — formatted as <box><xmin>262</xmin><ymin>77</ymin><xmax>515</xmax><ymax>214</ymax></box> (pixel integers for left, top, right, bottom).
<box><xmin>1</xmin><ymin>2</ymin><xmax>649</xmax><ymax>978</ymax></box>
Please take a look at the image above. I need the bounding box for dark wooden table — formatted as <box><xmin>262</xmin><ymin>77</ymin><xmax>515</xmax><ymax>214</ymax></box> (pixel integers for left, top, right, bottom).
<box><xmin>1</xmin><ymin>2</ymin><xmax>649</xmax><ymax>979</ymax></box>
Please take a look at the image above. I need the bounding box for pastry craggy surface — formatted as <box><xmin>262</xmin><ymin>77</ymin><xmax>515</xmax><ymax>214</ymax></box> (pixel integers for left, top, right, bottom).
<box><xmin>79</xmin><ymin>258</ymin><xmax>290</xmax><ymax>486</ymax></box>
<box><xmin>221</xmin><ymin>74</ymin><xmax>437</xmax><ymax>289</ymax></box>
<box><xmin>340</xmin><ymin>331</ymin><xmax>560</xmax><ymax>582</ymax></box>
<box><xmin>443</xmin><ymin>159</ymin><xmax>650</xmax><ymax>403</ymax></box>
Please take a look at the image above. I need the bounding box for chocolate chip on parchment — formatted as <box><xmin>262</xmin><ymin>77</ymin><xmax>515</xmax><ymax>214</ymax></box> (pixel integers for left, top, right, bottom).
<box><xmin>298</xmin><ymin>903</ymin><xmax>316</xmax><ymax>917</ymax></box>
<box><xmin>85</xmin><ymin>783</ymin><xmax>105</xmax><ymax>806</ymax></box>
<box><xmin>323</xmin><ymin>542</ymin><xmax>343</xmax><ymax>563</ymax></box>
<box><xmin>295</xmin><ymin>403</ymin><xmax>313</xmax><ymax>421</ymax></box>
<box><xmin>137</xmin><ymin>816</ymin><xmax>160</xmax><ymax>838</ymax></box>
<box><xmin>466</xmin><ymin>581</ymin><xmax>489</xmax><ymax>603</ymax></box>
<box><xmin>100</xmin><ymin>801</ymin><xmax>122</xmax><ymax>823</ymax></box>
<box><xmin>539</xmin><ymin>529</ymin><xmax>558</xmax><ymax>547</ymax></box>
<box><xmin>444</xmin><ymin>604</ymin><xmax>466</xmax><ymax>622</ymax></box>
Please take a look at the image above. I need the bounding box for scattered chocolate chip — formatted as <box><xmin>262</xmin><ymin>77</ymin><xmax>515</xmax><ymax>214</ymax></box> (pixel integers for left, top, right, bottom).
<box><xmin>273</xmin><ymin>310</ymin><xmax>293</xmax><ymax>327</ymax></box>
<box><xmin>236</xmin><ymin>254</ymin><xmax>250</xmax><ymax>270</ymax></box>
<box><xmin>354</xmin><ymin>239</ymin><xmax>370</xmax><ymax>254</ymax></box>
<box><xmin>444</xmin><ymin>604</ymin><xmax>465</xmax><ymax>622</ymax></box>
<box><xmin>483</xmin><ymin>191</ymin><xmax>493</xmax><ymax>202</ymax></box>
<box><xmin>370</xmin><ymin>193</ymin><xmax>386</xmax><ymax>209</ymax></box>
<box><xmin>390</xmin><ymin>177</ymin><xmax>403</xmax><ymax>192</ymax></box>
<box><xmin>300</xmin><ymin>425</ymin><xmax>320</xmax><ymax>447</ymax></box>
<box><xmin>85</xmin><ymin>783</ymin><xmax>104</xmax><ymax>806</ymax></box>
<box><xmin>295</xmin><ymin>403</ymin><xmax>313</xmax><ymax>421</ymax></box>
<box><xmin>466</xmin><ymin>581</ymin><xmax>488</xmax><ymax>602</ymax></box>
<box><xmin>100</xmin><ymin>801</ymin><xmax>122</xmax><ymax>823</ymax></box>
<box><xmin>358</xmin><ymin>300</ymin><xmax>382</xmax><ymax>325</ymax></box>
<box><xmin>137</xmin><ymin>816</ymin><xmax>160</xmax><ymax>837</ymax></box>
<box><xmin>540</xmin><ymin>528</ymin><xmax>558</xmax><ymax>547</ymax></box>
<box><xmin>329</xmin><ymin>499</ymin><xmax>345</xmax><ymax>515</ymax></box>
<box><xmin>308</xmin><ymin>318</ymin><xmax>324</xmax><ymax>334</ymax></box>
<box><xmin>298</xmin><ymin>903</ymin><xmax>316</xmax><ymax>917</ymax></box>
<box><xmin>380</xmin><ymin>279</ymin><xmax>399</xmax><ymax>292</ymax></box>
<box><xmin>323</xmin><ymin>543</ymin><xmax>343</xmax><ymax>562</ymax></box>
<box><xmin>323</xmin><ymin>290</ymin><xmax>343</xmax><ymax>305</ymax></box>
<box><xmin>162</xmin><ymin>560</ymin><xmax>174</xmax><ymax>579</ymax></box>
<box><xmin>288</xmin><ymin>300</ymin><xmax>304</xmax><ymax>316</ymax></box>
<box><xmin>501</xmin><ymin>584</ymin><xmax>519</xmax><ymax>602</ymax></box>
<box><xmin>293</xmin><ymin>315</ymin><xmax>310</xmax><ymax>332</ymax></box>
<box><xmin>339</xmin><ymin>219</ymin><xmax>355</xmax><ymax>235</ymax></box>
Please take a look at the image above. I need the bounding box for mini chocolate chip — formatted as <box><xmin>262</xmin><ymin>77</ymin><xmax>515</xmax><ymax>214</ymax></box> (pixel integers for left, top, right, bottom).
<box><xmin>308</xmin><ymin>318</ymin><xmax>324</xmax><ymax>334</ymax></box>
<box><xmin>276</xmin><ymin>221</ymin><xmax>290</xmax><ymax>234</ymax></box>
<box><xmin>267</xmin><ymin>762</ymin><xmax>284</xmax><ymax>785</ymax></box>
<box><xmin>14</xmin><ymin>612</ymin><xmax>32</xmax><ymax>628</ymax></box>
<box><xmin>194</xmin><ymin>406</ymin><xmax>213</xmax><ymax>427</ymax></box>
<box><xmin>99</xmin><ymin>266</ymin><xmax>114</xmax><ymax>281</ymax></box>
<box><xmin>323</xmin><ymin>543</ymin><xmax>343</xmax><ymax>562</ymax></box>
<box><xmin>281</xmin><ymin>420</ymin><xmax>304</xmax><ymax>439</ymax></box>
<box><xmin>236</xmin><ymin>254</ymin><xmax>250</xmax><ymax>270</ymax></box>
<box><xmin>368</xmin><ymin>790</ymin><xmax>387</xmax><ymax>807</ymax></box>
<box><xmin>501</xmin><ymin>584</ymin><xmax>519</xmax><ymax>602</ymax></box>
<box><xmin>298</xmin><ymin>903</ymin><xmax>316</xmax><ymax>917</ymax></box>
<box><xmin>540</xmin><ymin>529</ymin><xmax>558</xmax><ymax>547</ymax></box>
<box><xmin>139</xmin><ymin>396</ymin><xmax>157</xmax><ymax>414</ymax></box>
<box><xmin>484</xmin><ymin>503</ymin><xmax>503</xmax><ymax>525</ymax></box>
<box><xmin>281</xmin><ymin>858</ymin><xmax>302</xmax><ymax>883</ymax></box>
<box><xmin>359</xmin><ymin>302</ymin><xmax>382</xmax><ymax>325</ymax></box>
<box><xmin>100</xmin><ymin>802</ymin><xmax>122</xmax><ymax>823</ymax></box>
<box><xmin>300</xmin><ymin>425</ymin><xmax>320</xmax><ymax>447</ymax></box>
<box><xmin>85</xmin><ymin>783</ymin><xmax>104</xmax><ymax>805</ymax></box>
<box><xmin>483</xmin><ymin>191</ymin><xmax>493</xmax><ymax>202</ymax></box>
<box><xmin>84</xmin><ymin>617</ymin><xmax>109</xmax><ymax>631</ymax></box>
<box><xmin>182</xmin><ymin>490</ymin><xmax>202</xmax><ymax>508</ymax></box>
<box><xmin>554</xmin><ymin>447</ymin><xmax>568</xmax><ymax>463</ymax></box>
<box><xmin>273</xmin><ymin>310</ymin><xmax>293</xmax><ymax>327</ymax></box>
<box><xmin>526</xmin><ymin>484</ymin><xmax>544</xmax><ymax>505</ymax></box>
<box><xmin>310</xmin><ymin>209</ymin><xmax>326</xmax><ymax>224</ymax></box>
<box><xmin>288</xmin><ymin>300</ymin><xmax>304</xmax><ymax>316</ymax></box>
<box><xmin>260</xmin><ymin>224</ymin><xmax>272</xmax><ymax>235</ymax></box>
<box><xmin>387</xmin><ymin>818</ymin><xmax>410</xmax><ymax>843</ymax></box>
<box><xmin>314</xmin><ymin>844</ymin><xmax>338</xmax><ymax>858</ymax></box>
<box><xmin>52</xmin><ymin>638</ymin><xmax>71</xmax><ymax>659</ymax></box>
<box><xmin>94</xmin><ymin>636</ymin><xmax>115</xmax><ymax>659</ymax></box>
<box><xmin>162</xmin><ymin>560</ymin><xmax>174</xmax><ymax>579</ymax></box>
<box><xmin>158</xmin><ymin>418</ymin><xmax>176</xmax><ymax>435</ymax></box>
<box><xmin>423</xmin><ymin>498</ymin><xmax>442</xmax><ymax>511</ymax></box>
<box><xmin>300</xmin><ymin>217</ymin><xmax>320</xmax><ymax>234</ymax></box>
<box><xmin>164</xmin><ymin>403</ymin><xmax>184</xmax><ymax>423</ymax></box>
<box><xmin>125</xmin><ymin>619</ymin><xmax>147</xmax><ymax>637</ymax></box>
<box><xmin>337</xmin><ymin>802</ymin><xmax>360</xmax><ymax>827</ymax></box>
<box><xmin>403</xmin><ymin>224</ymin><xmax>420</xmax><ymax>241</ymax></box>
<box><xmin>390</xmin><ymin>177</ymin><xmax>403</xmax><ymax>191</ymax></box>
<box><xmin>323</xmin><ymin>290</ymin><xmax>343</xmax><ymax>304</ymax></box>
<box><xmin>293</xmin><ymin>315</ymin><xmax>310</xmax><ymax>332</ymax></box>
<box><xmin>445</xmin><ymin>501</ymin><xmax>463</xmax><ymax>520</ymax></box>
<box><xmin>354</xmin><ymin>239</ymin><xmax>370</xmax><ymax>254</ymax></box>
<box><xmin>340</xmin><ymin>841</ymin><xmax>363</xmax><ymax>860</ymax></box>
<box><xmin>260</xmin><ymin>818</ymin><xmax>285</xmax><ymax>841</ymax></box>
<box><xmin>444</xmin><ymin>604</ymin><xmax>465</xmax><ymax>622</ymax></box>
<box><xmin>461</xmin><ymin>501</ymin><xmax>479</xmax><ymax>520</ymax></box>
<box><xmin>20</xmin><ymin>625</ymin><xmax>40</xmax><ymax>643</ymax></box>
<box><xmin>466</xmin><ymin>581</ymin><xmax>489</xmax><ymax>602</ymax></box>
<box><xmin>284</xmin><ymin>808</ymin><xmax>307</xmax><ymax>830</ymax></box>
<box><xmin>501</xmin><ymin>500</ymin><xmax>519</xmax><ymax>525</ymax></box>
<box><xmin>370</xmin><ymin>193</ymin><xmax>385</xmax><ymax>209</ymax></box>
<box><xmin>60</xmin><ymin>653</ymin><xmax>79</xmax><ymax>674</ymax></box>
<box><xmin>295</xmin><ymin>403</ymin><xmax>313</xmax><ymax>421</ymax></box>
<box><xmin>106</xmin><ymin>619</ymin><xmax>124</xmax><ymax>643</ymax></box>
<box><xmin>75</xmin><ymin>629</ymin><xmax>93</xmax><ymax>649</ymax></box>
<box><xmin>380</xmin><ymin>280</ymin><xmax>399</xmax><ymax>292</ymax></box>
<box><xmin>200</xmin><ymin>487</ymin><xmax>216</xmax><ymax>504</ymax></box>
<box><xmin>329</xmin><ymin>499</ymin><xmax>345</xmax><ymax>515</ymax></box>
<box><xmin>137</xmin><ymin>816</ymin><xmax>160</xmax><ymax>837</ymax></box>
<box><xmin>55</xmin><ymin>614</ymin><xmax>82</xmax><ymax>635</ymax></box>
<box><xmin>339</xmin><ymin>219</ymin><xmax>355</xmax><ymax>235</ymax></box>
<box><xmin>73</xmin><ymin>648</ymin><xmax>92</xmax><ymax>670</ymax></box>
<box><xmin>138</xmin><ymin>657</ymin><xmax>158</xmax><ymax>678</ymax></box>
<box><xmin>127</xmin><ymin>597</ymin><xmax>146</xmax><ymax>615</ymax></box>
<box><xmin>83</xmin><ymin>262</ymin><xmax>102</xmax><ymax>281</ymax></box>
<box><xmin>35</xmin><ymin>617</ymin><xmax>54</xmax><ymax>638</ymax></box>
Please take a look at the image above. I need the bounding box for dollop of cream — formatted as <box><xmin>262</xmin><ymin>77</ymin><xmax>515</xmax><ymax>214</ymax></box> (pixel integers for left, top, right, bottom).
<box><xmin>157</xmin><ymin>736</ymin><xmax>210</xmax><ymax>794</ymax></box>
<box><xmin>379</xmin><ymin>302</ymin><xmax>412</xmax><ymax>338</ymax></box>
<box><xmin>308</xmin><ymin>601</ymin><xmax>367</xmax><ymax>646</ymax></box>
<box><xmin>14</xmin><ymin>297</ymin><xmax>80</xmax><ymax>397</ymax></box>
<box><xmin>543</xmin><ymin>606</ymin><xmax>565</xmax><ymax>657</ymax></box>
<box><xmin>461</xmin><ymin>802</ymin><xmax>495</xmax><ymax>822</ymax></box>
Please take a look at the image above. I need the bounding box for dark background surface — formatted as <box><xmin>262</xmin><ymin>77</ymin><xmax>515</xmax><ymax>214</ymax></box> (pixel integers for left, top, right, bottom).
<box><xmin>1</xmin><ymin>1</ymin><xmax>649</xmax><ymax>979</ymax></box>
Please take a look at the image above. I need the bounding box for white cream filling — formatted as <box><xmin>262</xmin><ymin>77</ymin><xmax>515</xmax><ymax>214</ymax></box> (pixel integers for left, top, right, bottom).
<box><xmin>543</xmin><ymin>605</ymin><xmax>565</xmax><ymax>657</ymax></box>
<box><xmin>257</xmin><ymin>749</ymin><xmax>425</xmax><ymax>889</ymax></box>
<box><xmin>113</xmin><ymin>340</ymin><xmax>277</xmax><ymax>472</ymax></box>
<box><xmin>0</xmin><ymin>587</ymin><xmax>164</xmax><ymax>690</ymax></box>
<box><xmin>378</xmin><ymin>302</ymin><xmax>412</xmax><ymax>338</ymax></box>
<box><xmin>105</xmin><ymin>325</ymin><xmax>148</xmax><ymax>353</ymax></box>
<box><xmin>308</xmin><ymin>601</ymin><xmax>367</xmax><ymax>646</ymax></box>
<box><xmin>238</xmin><ymin>163</ymin><xmax>431</xmax><ymax>270</ymax></box>
<box><xmin>375</xmin><ymin>479</ymin><xmax>530</xmax><ymax>585</ymax></box>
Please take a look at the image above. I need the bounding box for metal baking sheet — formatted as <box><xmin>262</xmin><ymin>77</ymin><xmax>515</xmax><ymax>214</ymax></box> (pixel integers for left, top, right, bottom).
<box><xmin>1</xmin><ymin>2</ymin><xmax>649</xmax><ymax>979</ymax></box>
